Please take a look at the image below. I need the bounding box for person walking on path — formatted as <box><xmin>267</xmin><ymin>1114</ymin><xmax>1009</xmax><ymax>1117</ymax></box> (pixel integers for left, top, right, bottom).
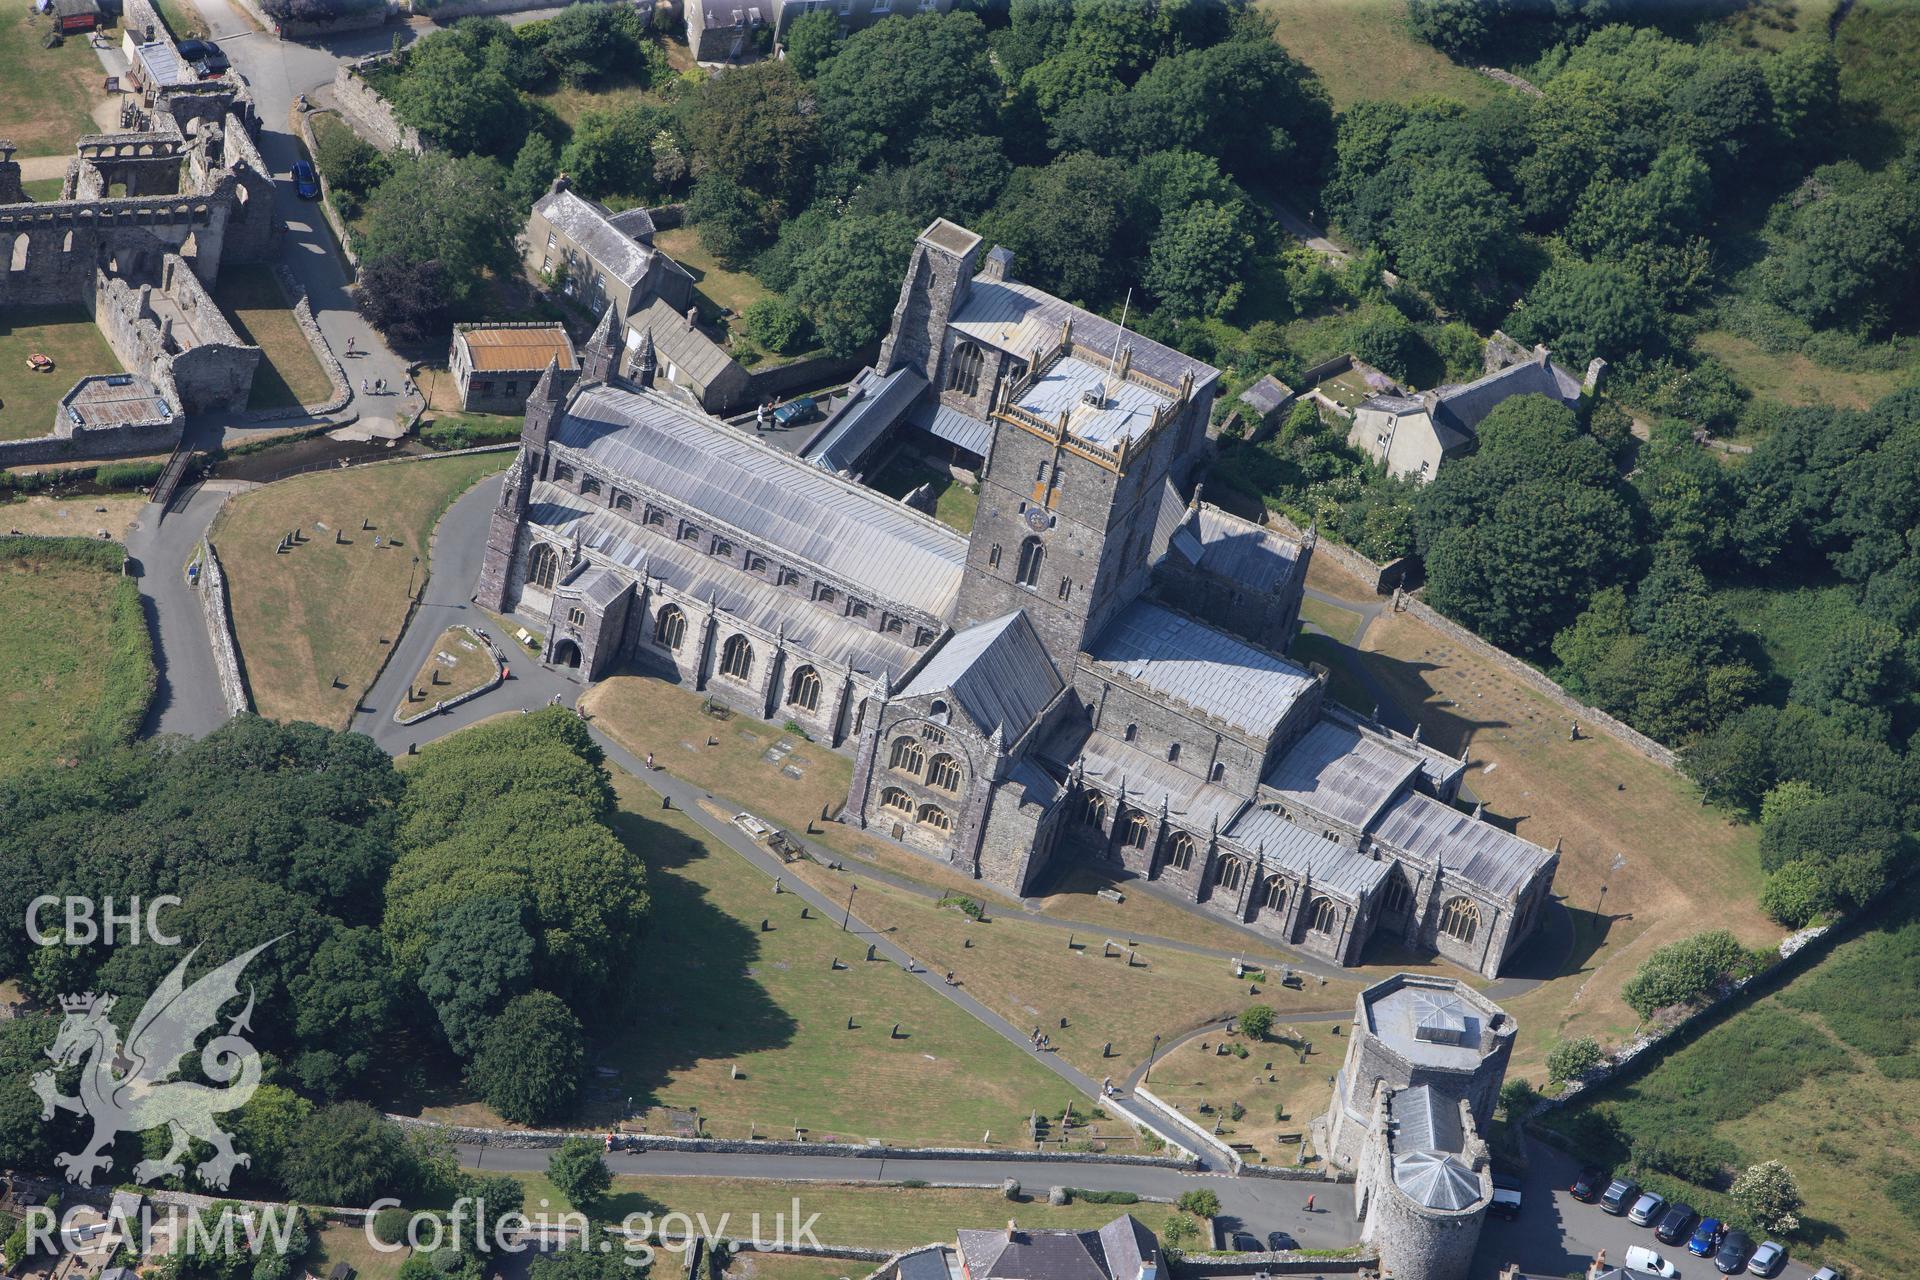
<box><xmin>361</xmin><ymin>378</ymin><xmax>369</xmax><ymax>393</ymax></box>
<box><xmin>1305</xmin><ymin>1194</ymin><xmax>1315</xmax><ymax>1213</ymax></box>
<box><xmin>345</xmin><ymin>335</ymin><xmax>356</xmax><ymax>356</ymax></box>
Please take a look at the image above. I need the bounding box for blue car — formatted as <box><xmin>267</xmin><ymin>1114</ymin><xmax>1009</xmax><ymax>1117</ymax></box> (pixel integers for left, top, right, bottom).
<box><xmin>292</xmin><ymin>160</ymin><xmax>320</xmax><ymax>200</ymax></box>
<box><xmin>1688</xmin><ymin>1218</ymin><xmax>1725</xmax><ymax>1258</ymax></box>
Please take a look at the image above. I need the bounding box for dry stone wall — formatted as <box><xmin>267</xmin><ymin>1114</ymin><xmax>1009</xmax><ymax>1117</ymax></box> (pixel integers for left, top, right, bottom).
<box><xmin>331</xmin><ymin>57</ymin><xmax>426</xmax><ymax>157</ymax></box>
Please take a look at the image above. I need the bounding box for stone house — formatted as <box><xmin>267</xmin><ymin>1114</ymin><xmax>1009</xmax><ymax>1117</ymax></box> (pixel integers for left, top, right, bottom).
<box><xmin>618</xmin><ymin>296</ymin><xmax>754</xmax><ymax>415</ymax></box>
<box><xmin>525</xmin><ymin>181</ymin><xmax>693</xmax><ymax>321</ymax></box>
<box><xmin>449</xmin><ymin>322</ymin><xmax>577</xmax><ymax>415</ymax></box>
<box><xmin>476</xmin><ymin>218</ymin><xmax>1560</xmax><ymax>981</ymax></box>
<box><xmin>1346</xmin><ymin>347</ymin><xmax>1600</xmax><ymax>483</ymax></box>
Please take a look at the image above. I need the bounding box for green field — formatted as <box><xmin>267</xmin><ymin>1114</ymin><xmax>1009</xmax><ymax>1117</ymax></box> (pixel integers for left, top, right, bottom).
<box><xmin>1259</xmin><ymin>0</ymin><xmax>1501</xmax><ymax>111</ymax></box>
<box><xmin>1548</xmin><ymin>880</ymin><xmax>1920</xmax><ymax>1280</ymax></box>
<box><xmin>0</xmin><ymin>305</ymin><xmax>124</xmax><ymax>442</ymax></box>
<box><xmin>213</xmin><ymin>265</ymin><xmax>334</xmax><ymax>411</ymax></box>
<box><xmin>0</xmin><ymin>538</ymin><xmax>156</xmax><ymax>772</ymax></box>
<box><xmin>0</xmin><ymin>7</ymin><xmax>112</xmax><ymax>157</ymax></box>
<box><xmin>866</xmin><ymin>454</ymin><xmax>979</xmax><ymax>533</ymax></box>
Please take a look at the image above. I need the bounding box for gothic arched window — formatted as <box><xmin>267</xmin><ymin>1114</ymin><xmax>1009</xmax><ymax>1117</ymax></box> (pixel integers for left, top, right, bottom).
<box><xmin>927</xmin><ymin>753</ymin><xmax>962</xmax><ymax>794</ymax></box>
<box><xmin>1015</xmin><ymin>536</ymin><xmax>1044</xmax><ymax>588</ymax></box>
<box><xmin>1169</xmin><ymin>833</ymin><xmax>1196</xmax><ymax>870</ymax></box>
<box><xmin>1262</xmin><ymin>876</ymin><xmax>1287</xmax><ymax>913</ymax></box>
<box><xmin>1215</xmin><ymin>855</ymin><xmax>1246</xmax><ymax>892</ymax></box>
<box><xmin>889</xmin><ymin>736</ymin><xmax>925</xmax><ymax>776</ymax></box>
<box><xmin>527</xmin><ymin>542</ymin><xmax>559</xmax><ymax>590</ymax></box>
<box><xmin>1439</xmin><ymin>896</ymin><xmax>1480</xmax><ymax>945</ymax></box>
<box><xmin>1308</xmin><ymin>896</ymin><xmax>1338</xmax><ymax>935</ymax></box>
<box><xmin>719</xmin><ymin>634</ymin><xmax>754</xmax><ymax>681</ymax></box>
<box><xmin>789</xmin><ymin>666</ymin><xmax>821</xmax><ymax>712</ymax></box>
<box><xmin>946</xmin><ymin>340</ymin><xmax>985</xmax><ymax>397</ymax></box>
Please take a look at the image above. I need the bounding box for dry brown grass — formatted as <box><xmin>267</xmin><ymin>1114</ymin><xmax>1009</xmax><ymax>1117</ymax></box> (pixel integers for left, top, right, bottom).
<box><xmin>212</xmin><ymin>454</ymin><xmax>507</xmax><ymax>728</ymax></box>
<box><xmin>1143</xmin><ymin>1027</ymin><xmax>1335</xmax><ymax>1167</ymax></box>
<box><xmin>1352</xmin><ymin>606</ymin><xmax>1772</xmax><ymax>1080</ymax></box>
<box><xmin>394</xmin><ymin>624</ymin><xmax>498</xmax><ymax>720</ymax></box>
<box><xmin>0</xmin><ymin>494</ymin><xmax>143</xmax><ymax>539</ymax></box>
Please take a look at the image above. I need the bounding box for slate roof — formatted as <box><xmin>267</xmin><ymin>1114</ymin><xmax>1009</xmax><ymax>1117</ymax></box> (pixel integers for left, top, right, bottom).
<box><xmin>807</xmin><ymin>365</ymin><xmax>928</xmax><ymax>473</ymax></box>
<box><xmin>912</xmin><ymin>397</ymin><xmax>994</xmax><ymax>458</ymax></box>
<box><xmin>1263</xmin><ymin>720</ymin><xmax>1422</xmax><ymax>832</ymax></box>
<box><xmin>1006</xmin><ymin>757</ymin><xmax>1065</xmax><ymax>809</ymax></box>
<box><xmin>549</xmin><ymin>384</ymin><xmax>968</xmax><ymax>619</ymax></box>
<box><xmin>898</xmin><ymin>610</ymin><xmax>1061</xmax><ymax>740</ymax></box>
<box><xmin>950</xmin><ymin>279</ymin><xmax>1219</xmax><ymax>394</ymax></box>
<box><xmin>1219</xmin><ymin>805</ymin><xmax>1391</xmax><ymax>900</ymax></box>
<box><xmin>1086</xmin><ymin>601</ymin><xmax>1317</xmax><ymax>739</ymax></box>
<box><xmin>135</xmin><ymin>40</ymin><xmax>193</xmax><ymax>87</ymax></box>
<box><xmin>1394</xmin><ymin>1084</ymin><xmax>1463</xmax><ymax>1153</ymax></box>
<box><xmin>893</xmin><ymin>1248</ymin><xmax>953</xmax><ymax>1280</ymax></box>
<box><xmin>1075</xmin><ymin>735</ymin><xmax>1247</xmax><ymax>834</ymax></box>
<box><xmin>629</xmin><ymin>297</ymin><xmax>743</xmax><ymax>389</ymax></box>
<box><xmin>528</xmin><ymin>482</ymin><xmax>929</xmax><ymax>681</ymax></box>
<box><xmin>1394</xmin><ymin>1149</ymin><xmax>1483</xmax><ymax>1212</ymax></box>
<box><xmin>458</xmin><ymin>324</ymin><xmax>576</xmax><ymax>374</ymax></box>
<box><xmin>1239</xmin><ymin>374</ymin><xmax>1293</xmax><ymax>418</ymax></box>
<box><xmin>1189</xmin><ymin>505</ymin><xmax>1303</xmax><ymax>594</ymax></box>
<box><xmin>1391</xmin><ymin>1086</ymin><xmax>1483</xmax><ymax>1212</ymax></box>
<box><xmin>536</xmin><ymin>187</ymin><xmax>657</xmax><ymax>288</ymax></box>
<box><xmin>1369</xmin><ymin>790</ymin><xmax>1557</xmax><ymax>900</ymax></box>
<box><xmin>956</xmin><ymin>1216</ymin><xmax>1156</xmax><ymax>1280</ymax></box>
<box><xmin>557</xmin><ymin>565</ymin><xmax>629</xmax><ymax>611</ymax></box>
<box><xmin>1431</xmin><ymin>356</ymin><xmax>1582</xmax><ymax>436</ymax></box>
<box><xmin>607</xmin><ymin>207</ymin><xmax>656</xmax><ymax>242</ymax></box>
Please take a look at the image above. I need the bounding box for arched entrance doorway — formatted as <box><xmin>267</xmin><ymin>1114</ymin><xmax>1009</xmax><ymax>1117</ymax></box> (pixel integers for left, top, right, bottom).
<box><xmin>553</xmin><ymin>638</ymin><xmax>582</xmax><ymax>669</ymax></box>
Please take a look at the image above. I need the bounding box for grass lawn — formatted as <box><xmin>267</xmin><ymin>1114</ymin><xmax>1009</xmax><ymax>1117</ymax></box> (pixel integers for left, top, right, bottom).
<box><xmin>654</xmin><ymin>229</ymin><xmax>773</xmax><ymax>319</ymax></box>
<box><xmin>395</xmin><ymin>624</ymin><xmax>498</xmax><ymax>720</ymax></box>
<box><xmin>311</xmin><ymin>1222</ymin><xmax>411</xmax><ymax>1280</ymax></box>
<box><xmin>416</xmin><ymin>770</ymin><xmax>1079</xmax><ymax>1147</ymax></box>
<box><xmin>509</xmin><ymin>1172</ymin><xmax>1155</xmax><ymax>1250</ymax></box>
<box><xmin>0</xmin><ymin>493</ymin><xmax>144</xmax><ymax>540</ymax></box>
<box><xmin>150</xmin><ymin>0</ymin><xmax>208</xmax><ymax>40</ymax></box>
<box><xmin>1337</xmin><ymin>603</ymin><xmax>1773</xmax><ymax>1082</ymax></box>
<box><xmin>210</xmin><ymin>453</ymin><xmax>508</xmax><ymax>729</ymax></box>
<box><xmin>1693</xmin><ymin>329</ymin><xmax>1911</xmax><ymax>412</ymax></box>
<box><xmin>720</xmin><ymin>1251</ymin><xmax>863</xmax><ymax>1280</ymax></box>
<box><xmin>579</xmin><ymin>674</ymin><xmax>1350</xmax><ymax>975</ymax></box>
<box><xmin>0</xmin><ymin>541</ymin><xmax>154</xmax><ymax>773</ymax></box>
<box><xmin>213</xmin><ymin>265</ymin><xmax>334</xmax><ymax>411</ymax></box>
<box><xmin>866</xmin><ymin>454</ymin><xmax>978</xmax><ymax>534</ymax></box>
<box><xmin>1547</xmin><ymin>881</ymin><xmax>1920</xmax><ymax>1280</ymax></box>
<box><xmin>0</xmin><ymin>9</ymin><xmax>114</xmax><ymax>157</ymax></box>
<box><xmin>1144</xmin><ymin>1025</ymin><xmax>1335</xmax><ymax>1168</ymax></box>
<box><xmin>531</xmin><ymin>69</ymin><xmax>662</xmax><ymax>130</ymax></box>
<box><xmin>1299</xmin><ymin>596</ymin><xmax>1363</xmax><ymax>645</ymax></box>
<box><xmin>0</xmin><ymin>305</ymin><xmax>124</xmax><ymax>442</ymax></box>
<box><xmin>1259</xmin><ymin>0</ymin><xmax>1500</xmax><ymax>112</ymax></box>
<box><xmin>21</xmin><ymin>177</ymin><xmax>66</xmax><ymax>202</ymax></box>
<box><xmin>1835</xmin><ymin>0</ymin><xmax>1920</xmax><ymax>138</ymax></box>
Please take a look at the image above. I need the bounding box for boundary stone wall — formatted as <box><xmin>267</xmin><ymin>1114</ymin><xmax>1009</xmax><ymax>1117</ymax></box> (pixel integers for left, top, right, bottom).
<box><xmin>388</xmin><ymin>1115</ymin><xmax>1199</xmax><ymax>1168</ymax></box>
<box><xmin>198</xmin><ymin>539</ymin><xmax>251</xmax><ymax>717</ymax></box>
<box><xmin>242</xmin><ymin>263</ymin><xmax>352</xmax><ymax>422</ymax></box>
<box><xmin>411</xmin><ymin>0</ymin><xmax>611</xmax><ymax>18</ymax></box>
<box><xmin>331</xmin><ymin>56</ymin><xmax>426</xmax><ymax>157</ymax></box>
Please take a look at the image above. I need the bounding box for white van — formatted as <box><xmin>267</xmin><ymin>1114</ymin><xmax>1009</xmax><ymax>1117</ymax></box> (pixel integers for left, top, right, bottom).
<box><xmin>1624</xmin><ymin>1245</ymin><xmax>1680</xmax><ymax>1278</ymax></box>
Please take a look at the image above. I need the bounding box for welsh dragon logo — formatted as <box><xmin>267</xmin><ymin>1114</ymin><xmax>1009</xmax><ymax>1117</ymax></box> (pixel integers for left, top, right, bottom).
<box><xmin>31</xmin><ymin>940</ymin><xmax>275</xmax><ymax>1189</ymax></box>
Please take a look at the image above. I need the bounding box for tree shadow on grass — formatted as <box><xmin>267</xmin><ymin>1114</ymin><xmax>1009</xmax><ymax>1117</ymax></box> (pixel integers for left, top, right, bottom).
<box><xmin>594</xmin><ymin>806</ymin><xmax>799</xmax><ymax>1121</ymax></box>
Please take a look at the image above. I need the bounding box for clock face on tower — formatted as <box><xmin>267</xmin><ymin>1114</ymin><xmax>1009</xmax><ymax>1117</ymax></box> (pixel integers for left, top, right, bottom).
<box><xmin>1023</xmin><ymin>506</ymin><xmax>1049</xmax><ymax>534</ymax></box>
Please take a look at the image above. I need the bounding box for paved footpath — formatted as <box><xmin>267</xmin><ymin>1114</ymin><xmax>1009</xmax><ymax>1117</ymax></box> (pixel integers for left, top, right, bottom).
<box><xmin>455</xmin><ymin>1144</ymin><xmax>1356</xmax><ymax>1252</ymax></box>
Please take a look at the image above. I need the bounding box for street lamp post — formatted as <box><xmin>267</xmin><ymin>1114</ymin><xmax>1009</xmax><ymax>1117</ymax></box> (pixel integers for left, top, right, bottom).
<box><xmin>842</xmin><ymin>882</ymin><xmax>857</xmax><ymax>931</ymax></box>
<box><xmin>1144</xmin><ymin>1033</ymin><xmax>1162</xmax><ymax>1083</ymax></box>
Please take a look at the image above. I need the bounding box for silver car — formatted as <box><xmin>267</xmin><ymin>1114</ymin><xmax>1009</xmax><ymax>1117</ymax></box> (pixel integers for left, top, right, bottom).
<box><xmin>1629</xmin><ymin>1191</ymin><xmax>1670</xmax><ymax>1227</ymax></box>
<box><xmin>1747</xmin><ymin>1242</ymin><xmax>1787</xmax><ymax>1278</ymax></box>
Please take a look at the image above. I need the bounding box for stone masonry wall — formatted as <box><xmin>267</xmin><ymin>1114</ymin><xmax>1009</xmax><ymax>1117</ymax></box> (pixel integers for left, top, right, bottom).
<box><xmin>331</xmin><ymin>57</ymin><xmax>427</xmax><ymax>157</ymax></box>
<box><xmin>198</xmin><ymin>540</ymin><xmax>251</xmax><ymax>717</ymax></box>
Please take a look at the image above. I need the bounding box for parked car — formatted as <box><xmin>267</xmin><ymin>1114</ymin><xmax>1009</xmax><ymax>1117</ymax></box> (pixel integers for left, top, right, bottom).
<box><xmin>291</xmin><ymin>160</ymin><xmax>320</xmax><ymax>200</ymax></box>
<box><xmin>1571</xmin><ymin>1168</ymin><xmax>1605</xmax><ymax>1202</ymax></box>
<box><xmin>1229</xmin><ymin>1233</ymin><xmax>1260</xmax><ymax>1253</ymax></box>
<box><xmin>1266</xmin><ymin>1232</ymin><xmax>1295</xmax><ymax>1252</ymax></box>
<box><xmin>1746</xmin><ymin>1242</ymin><xmax>1786</xmax><ymax>1278</ymax></box>
<box><xmin>1688</xmin><ymin>1220</ymin><xmax>1725</xmax><ymax>1258</ymax></box>
<box><xmin>1490</xmin><ymin>1184</ymin><xmax>1523</xmax><ymax>1220</ymax></box>
<box><xmin>1601</xmin><ymin>1178</ymin><xmax>1641</xmax><ymax>1215</ymax></box>
<box><xmin>1714</xmin><ymin>1230</ymin><xmax>1754</xmax><ymax>1274</ymax></box>
<box><xmin>1629</xmin><ymin>1191</ymin><xmax>1670</xmax><ymax>1227</ymax></box>
<box><xmin>1624</xmin><ymin>1245</ymin><xmax>1680</xmax><ymax>1278</ymax></box>
<box><xmin>771</xmin><ymin>395</ymin><xmax>817</xmax><ymax>428</ymax></box>
<box><xmin>176</xmin><ymin>38</ymin><xmax>228</xmax><ymax>75</ymax></box>
<box><xmin>1656</xmin><ymin>1205</ymin><xmax>1698</xmax><ymax>1245</ymax></box>
<box><xmin>1809</xmin><ymin>1269</ymin><xmax>1840</xmax><ymax>1280</ymax></box>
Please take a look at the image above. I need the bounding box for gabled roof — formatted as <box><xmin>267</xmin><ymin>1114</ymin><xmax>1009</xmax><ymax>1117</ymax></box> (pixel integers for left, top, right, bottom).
<box><xmin>1430</xmin><ymin>357</ymin><xmax>1583</xmax><ymax>437</ymax></box>
<box><xmin>1239</xmin><ymin>374</ymin><xmax>1293</xmax><ymax>417</ymax></box>
<box><xmin>549</xmin><ymin>384</ymin><xmax>967</xmax><ymax>619</ymax></box>
<box><xmin>628</xmin><ymin>297</ymin><xmax>743</xmax><ymax>389</ymax></box>
<box><xmin>1263</xmin><ymin>720</ymin><xmax>1421</xmax><ymax>832</ymax></box>
<box><xmin>911</xmin><ymin>398</ymin><xmax>993</xmax><ymax>458</ymax></box>
<box><xmin>806</xmin><ymin>365</ymin><xmax>928</xmax><ymax>474</ymax></box>
<box><xmin>536</xmin><ymin>187</ymin><xmax>658</xmax><ymax>288</ymax></box>
<box><xmin>1219</xmin><ymin>805</ymin><xmax>1391</xmax><ymax>900</ymax></box>
<box><xmin>1086</xmin><ymin>601</ymin><xmax>1317</xmax><ymax>739</ymax></box>
<box><xmin>1189</xmin><ymin>505</ymin><xmax>1303</xmax><ymax>594</ymax></box>
<box><xmin>898</xmin><ymin>610</ymin><xmax>1061</xmax><ymax>740</ymax></box>
<box><xmin>949</xmin><ymin>279</ymin><xmax>1218</xmax><ymax>394</ymax></box>
<box><xmin>1369</xmin><ymin>790</ymin><xmax>1557</xmax><ymax>900</ymax></box>
<box><xmin>457</xmin><ymin>324</ymin><xmax>576</xmax><ymax>374</ymax></box>
<box><xmin>1073</xmin><ymin>733</ymin><xmax>1247</xmax><ymax>834</ymax></box>
<box><xmin>956</xmin><ymin>1217</ymin><xmax>1156</xmax><ymax>1280</ymax></box>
